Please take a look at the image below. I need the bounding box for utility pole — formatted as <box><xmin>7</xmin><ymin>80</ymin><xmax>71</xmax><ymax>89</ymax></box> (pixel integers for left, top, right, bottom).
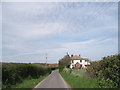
<box><xmin>45</xmin><ymin>53</ymin><xmax>47</xmax><ymax>66</ymax></box>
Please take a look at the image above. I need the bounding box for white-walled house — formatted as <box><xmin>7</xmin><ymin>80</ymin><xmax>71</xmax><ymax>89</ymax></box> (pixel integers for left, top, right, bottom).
<box><xmin>70</xmin><ymin>55</ymin><xmax>90</xmax><ymax>69</ymax></box>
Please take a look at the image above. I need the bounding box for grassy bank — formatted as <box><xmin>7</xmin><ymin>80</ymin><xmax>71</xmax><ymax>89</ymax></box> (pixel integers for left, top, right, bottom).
<box><xmin>11</xmin><ymin>74</ymin><xmax>48</xmax><ymax>88</ymax></box>
<box><xmin>60</xmin><ymin>69</ymin><xmax>113</xmax><ymax>88</ymax></box>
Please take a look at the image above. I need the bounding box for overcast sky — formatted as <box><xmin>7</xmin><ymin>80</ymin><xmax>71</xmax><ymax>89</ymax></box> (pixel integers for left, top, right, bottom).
<box><xmin>2</xmin><ymin>2</ymin><xmax>118</xmax><ymax>63</ymax></box>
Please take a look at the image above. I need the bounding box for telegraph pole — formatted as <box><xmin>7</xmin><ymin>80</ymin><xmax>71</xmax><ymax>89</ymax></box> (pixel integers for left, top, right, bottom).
<box><xmin>45</xmin><ymin>53</ymin><xmax>47</xmax><ymax>66</ymax></box>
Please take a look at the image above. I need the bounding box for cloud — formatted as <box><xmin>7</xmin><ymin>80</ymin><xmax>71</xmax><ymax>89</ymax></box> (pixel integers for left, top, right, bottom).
<box><xmin>2</xmin><ymin>2</ymin><xmax>118</xmax><ymax>63</ymax></box>
<box><xmin>5</xmin><ymin>22</ymin><xmax>68</xmax><ymax>40</ymax></box>
<box><xmin>55</xmin><ymin>37</ymin><xmax>118</xmax><ymax>61</ymax></box>
<box><xmin>3</xmin><ymin>37</ymin><xmax>118</xmax><ymax>63</ymax></box>
<box><xmin>3</xmin><ymin>2</ymin><xmax>69</xmax><ymax>40</ymax></box>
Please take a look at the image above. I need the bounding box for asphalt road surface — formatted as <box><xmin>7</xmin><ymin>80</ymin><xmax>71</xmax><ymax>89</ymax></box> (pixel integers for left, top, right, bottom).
<box><xmin>34</xmin><ymin>70</ymin><xmax>69</xmax><ymax>88</ymax></box>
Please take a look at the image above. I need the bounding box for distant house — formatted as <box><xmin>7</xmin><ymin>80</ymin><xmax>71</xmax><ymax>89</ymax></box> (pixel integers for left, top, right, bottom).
<box><xmin>47</xmin><ymin>64</ymin><xmax>58</xmax><ymax>67</ymax></box>
<box><xmin>70</xmin><ymin>55</ymin><xmax>90</xmax><ymax>69</ymax></box>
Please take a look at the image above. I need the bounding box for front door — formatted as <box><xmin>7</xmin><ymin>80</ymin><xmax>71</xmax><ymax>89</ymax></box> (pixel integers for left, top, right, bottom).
<box><xmin>75</xmin><ymin>62</ymin><xmax>82</xmax><ymax>69</ymax></box>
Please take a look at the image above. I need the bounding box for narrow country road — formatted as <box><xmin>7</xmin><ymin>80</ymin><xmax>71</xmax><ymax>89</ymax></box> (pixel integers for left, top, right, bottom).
<box><xmin>34</xmin><ymin>70</ymin><xmax>69</xmax><ymax>88</ymax></box>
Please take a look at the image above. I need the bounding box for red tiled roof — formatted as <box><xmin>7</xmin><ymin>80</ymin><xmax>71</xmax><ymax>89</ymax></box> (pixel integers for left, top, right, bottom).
<box><xmin>48</xmin><ymin>64</ymin><xmax>58</xmax><ymax>67</ymax></box>
<box><xmin>70</xmin><ymin>55</ymin><xmax>89</xmax><ymax>61</ymax></box>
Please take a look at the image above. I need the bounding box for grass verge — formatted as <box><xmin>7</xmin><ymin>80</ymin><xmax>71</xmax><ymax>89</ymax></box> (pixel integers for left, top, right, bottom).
<box><xmin>10</xmin><ymin>74</ymin><xmax>48</xmax><ymax>88</ymax></box>
<box><xmin>60</xmin><ymin>69</ymin><xmax>100</xmax><ymax>88</ymax></box>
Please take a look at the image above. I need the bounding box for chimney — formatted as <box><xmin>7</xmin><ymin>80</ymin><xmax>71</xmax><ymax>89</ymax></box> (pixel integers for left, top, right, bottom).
<box><xmin>71</xmin><ymin>54</ymin><xmax>73</xmax><ymax>57</ymax></box>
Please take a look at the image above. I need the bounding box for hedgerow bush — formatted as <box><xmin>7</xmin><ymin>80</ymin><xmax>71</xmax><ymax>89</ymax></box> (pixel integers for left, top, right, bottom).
<box><xmin>86</xmin><ymin>54</ymin><xmax>120</xmax><ymax>88</ymax></box>
<box><xmin>86</xmin><ymin>61</ymin><xmax>100</xmax><ymax>78</ymax></box>
<box><xmin>2</xmin><ymin>63</ymin><xmax>51</xmax><ymax>88</ymax></box>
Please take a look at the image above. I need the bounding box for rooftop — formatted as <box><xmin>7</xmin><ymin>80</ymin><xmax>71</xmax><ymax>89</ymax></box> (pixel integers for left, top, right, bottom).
<box><xmin>70</xmin><ymin>55</ymin><xmax>89</xmax><ymax>61</ymax></box>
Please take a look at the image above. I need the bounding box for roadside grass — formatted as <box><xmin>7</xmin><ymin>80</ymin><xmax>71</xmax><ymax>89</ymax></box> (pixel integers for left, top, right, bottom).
<box><xmin>72</xmin><ymin>69</ymin><xmax>87</xmax><ymax>77</ymax></box>
<box><xmin>60</xmin><ymin>69</ymin><xmax>100</xmax><ymax>88</ymax></box>
<box><xmin>11</xmin><ymin>74</ymin><xmax>48</xmax><ymax>88</ymax></box>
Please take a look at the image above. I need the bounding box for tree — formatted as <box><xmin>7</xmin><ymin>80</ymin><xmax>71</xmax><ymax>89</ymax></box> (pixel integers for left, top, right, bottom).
<box><xmin>59</xmin><ymin>54</ymin><xmax>71</xmax><ymax>72</ymax></box>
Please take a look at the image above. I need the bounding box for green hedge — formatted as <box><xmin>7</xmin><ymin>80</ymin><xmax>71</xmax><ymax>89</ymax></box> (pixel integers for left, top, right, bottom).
<box><xmin>86</xmin><ymin>54</ymin><xmax>120</xmax><ymax>88</ymax></box>
<box><xmin>2</xmin><ymin>63</ymin><xmax>51</xmax><ymax>88</ymax></box>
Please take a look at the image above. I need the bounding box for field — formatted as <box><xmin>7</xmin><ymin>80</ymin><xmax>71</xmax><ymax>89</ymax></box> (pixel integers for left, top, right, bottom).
<box><xmin>2</xmin><ymin>63</ymin><xmax>57</xmax><ymax>88</ymax></box>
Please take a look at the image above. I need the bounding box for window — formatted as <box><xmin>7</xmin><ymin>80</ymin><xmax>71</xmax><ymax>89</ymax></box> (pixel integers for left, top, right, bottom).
<box><xmin>80</xmin><ymin>60</ymin><xmax>82</xmax><ymax>62</ymax></box>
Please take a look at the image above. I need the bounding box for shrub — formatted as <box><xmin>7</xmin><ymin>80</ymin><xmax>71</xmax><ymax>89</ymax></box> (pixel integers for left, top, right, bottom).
<box><xmin>86</xmin><ymin>54</ymin><xmax>120</xmax><ymax>88</ymax></box>
<box><xmin>59</xmin><ymin>55</ymin><xmax>71</xmax><ymax>72</ymax></box>
<box><xmin>2</xmin><ymin>63</ymin><xmax>52</xmax><ymax>88</ymax></box>
<box><xmin>86</xmin><ymin>61</ymin><xmax>100</xmax><ymax>78</ymax></box>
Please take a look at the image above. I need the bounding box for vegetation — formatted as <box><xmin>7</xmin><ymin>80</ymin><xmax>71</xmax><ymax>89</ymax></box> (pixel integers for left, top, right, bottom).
<box><xmin>2</xmin><ymin>63</ymin><xmax>53</xmax><ymax>88</ymax></box>
<box><xmin>11</xmin><ymin>74</ymin><xmax>48</xmax><ymax>88</ymax></box>
<box><xmin>61</xmin><ymin>69</ymin><xmax>100</xmax><ymax>88</ymax></box>
<box><xmin>59</xmin><ymin>54</ymin><xmax>71</xmax><ymax>72</ymax></box>
<box><xmin>60</xmin><ymin>54</ymin><xmax>120</xmax><ymax>88</ymax></box>
<box><xmin>86</xmin><ymin>54</ymin><xmax>120</xmax><ymax>88</ymax></box>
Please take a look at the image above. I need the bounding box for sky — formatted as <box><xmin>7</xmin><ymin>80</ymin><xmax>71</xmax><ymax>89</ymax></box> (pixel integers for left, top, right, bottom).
<box><xmin>0</xmin><ymin>2</ymin><xmax>2</xmax><ymax>62</ymax></box>
<box><xmin>1</xmin><ymin>2</ymin><xmax>118</xmax><ymax>63</ymax></box>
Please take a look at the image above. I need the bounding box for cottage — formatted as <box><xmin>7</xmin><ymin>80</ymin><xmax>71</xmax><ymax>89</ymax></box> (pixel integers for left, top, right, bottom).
<box><xmin>70</xmin><ymin>55</ymin><xmax>90</xmax><ymax>69</ymax></box>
